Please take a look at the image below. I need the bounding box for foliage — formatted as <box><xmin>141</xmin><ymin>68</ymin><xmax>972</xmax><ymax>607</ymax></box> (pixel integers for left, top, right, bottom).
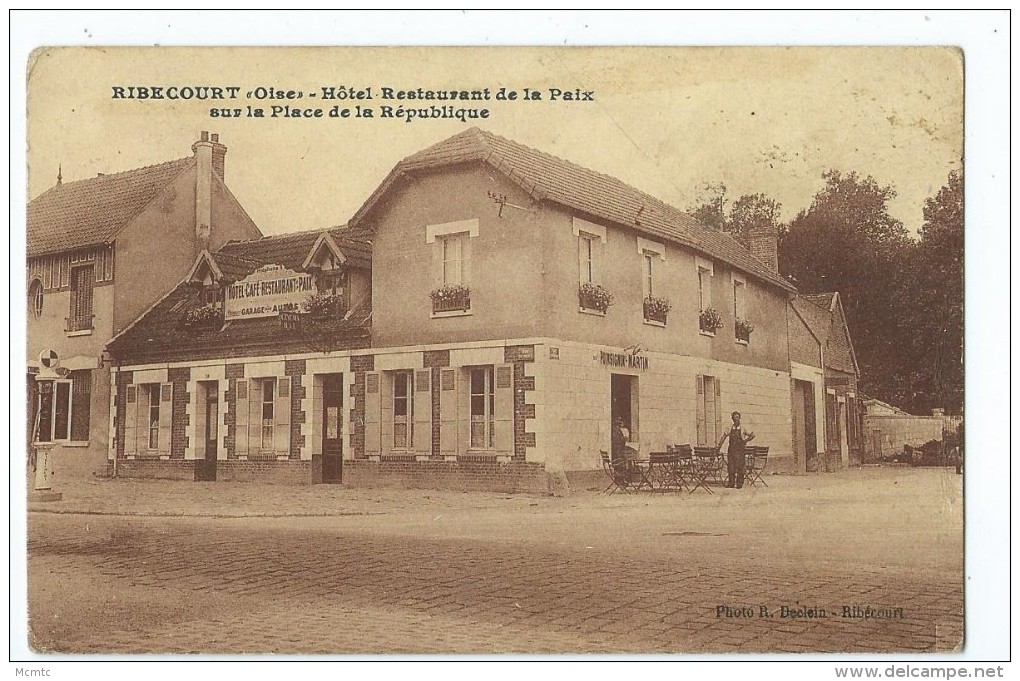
<box><xmin>430</xmin><ymin>284</ymin><xmax>471</xmax><ymax>311</ymax></box>
<box><xmin>735</xmin><ymin>318</ymin><xmax>755</xmax><ymax>341</ymax></box>
<box><xmin>687</xmin><ymin>184</ymin><xmax>782</xmax><ymax>247</ymax></box>
<box><xmin>303</xmin><ymin>292</ymin><xmax>345</xmax><ymax>318</ymax></box>
<box><xmin>779</xmin><ymin>169</ymin><xmax>915</xmax><ymax>409</ymax></box>
<box><xmin>183</xmin><ymin>304</ymin><xmax>219</xmax><ymax>326</ymax></box>
<box><xmin>699</xmin><ymin>307</ymin><xmax>723</xmax><ymax>333</ymax></box>
<box><xmin>579</xmin><ymin>282</ymin><xmax>613</xmax><ymax>313</ymax></box>
<box><xmin>643</xmin><ymin>295</ymin><xmax>672</xmax><ymax>322</ymax></box>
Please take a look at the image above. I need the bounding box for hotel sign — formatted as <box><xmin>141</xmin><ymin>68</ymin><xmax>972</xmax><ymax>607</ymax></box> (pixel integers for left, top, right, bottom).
<box><xmin>225</xmin><ymin>265</ymin><xmax>315</xmax><ymax>321</ymax></box>
<box><xmin>597</xmin><ymin>350</ymin><xmax>649</xmax><ymax>371</ymax></box>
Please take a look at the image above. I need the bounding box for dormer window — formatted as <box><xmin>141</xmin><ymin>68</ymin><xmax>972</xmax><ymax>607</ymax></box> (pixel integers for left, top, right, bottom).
<box><xmin>200</xmin><ymin>285</ymin><xmax>222</xmax><ymax>309</ymax></box>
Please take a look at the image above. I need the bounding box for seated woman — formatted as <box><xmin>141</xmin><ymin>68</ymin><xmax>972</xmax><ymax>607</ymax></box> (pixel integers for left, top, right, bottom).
<box><xmin>611</xmin><ymin>417</ymin><xmax>641</xmax><ymax>472</ymax></box>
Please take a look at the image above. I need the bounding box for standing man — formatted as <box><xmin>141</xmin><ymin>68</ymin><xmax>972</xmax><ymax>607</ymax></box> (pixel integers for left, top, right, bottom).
<box><xmin>717</xmin><ymin>411</ymin><xmax>755</xmax><ymax>489</ymax></box>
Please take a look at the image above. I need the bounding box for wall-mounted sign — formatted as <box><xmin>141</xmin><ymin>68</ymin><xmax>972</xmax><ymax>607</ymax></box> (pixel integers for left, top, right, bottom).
<box><xmin>549</xmin><ymin>347</ymin><xmax>560</xmax><ymax>360</ymax></box>
<box><xmin>225</xmin><ymin>265</ymin><xmax>315</xmax><ymax>321</ymax></box>
<box><xmin>598</xmin><ymin>350</ymin><xmax>649</xmax><ymax>371</ymax></box>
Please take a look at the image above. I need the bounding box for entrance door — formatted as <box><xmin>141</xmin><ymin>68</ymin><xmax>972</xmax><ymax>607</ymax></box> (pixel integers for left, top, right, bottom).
<box><xmin>197</xmin><ymin>382</ymin><xmax>218</xmax><ymax>481</ymax></box>
<box><xmin>792</xmin><ymin>381</ymin><xmax>806</xmax><ymax>471</ymax></box>
<box><xmin>321</xmin><ymin>374</ymin><xmax>344</xmax><ymax>483</ymax></box>
<box><xmin>611</xmin><ymin>373</ymin><xmax>637</xmax><ymax>447</ymax></box>
<box><xmin>838</xmin><ymin>399</ymin><xmax>850</xmax><ymax>467</ymax></box>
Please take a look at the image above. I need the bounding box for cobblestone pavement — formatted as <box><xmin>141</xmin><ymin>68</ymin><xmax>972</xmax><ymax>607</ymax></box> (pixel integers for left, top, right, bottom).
<box><xmin>27</xmin><ymin>508</ymin><xmax>963</xmax><ymax>655</ymax></box>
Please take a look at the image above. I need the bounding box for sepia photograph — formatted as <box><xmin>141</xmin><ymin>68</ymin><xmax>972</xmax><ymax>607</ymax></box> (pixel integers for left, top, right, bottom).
<box><xmin>10</xmin><ymin>10</ymin><xmax>1009</xmax><ymax>672</ymax></box>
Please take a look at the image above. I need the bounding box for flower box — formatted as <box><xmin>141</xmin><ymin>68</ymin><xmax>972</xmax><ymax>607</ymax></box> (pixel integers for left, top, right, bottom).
<box><xmin>430</xmin><ymin>284</ymin><xmax>471</xmax><ymax>313</ymax></box>
<box><xmin>735</xmin><ymin>318</ymin><xmax>754</xmax><ymax>342</ymax></box>
<box><xmin>699</xmin><ymin>307</ymin><xmax>723</xmax><ymax>334</ymax></box>
<box><xmin>579</xmin><ymin>282</ymin><xmax>612</xmax><ymax>313</ymax></box>
<box><xmin>643</xmin><ymin>296</ymin><xmax>672</xmax><ymax>324</ymax></box>
<box><xmin>303</xmin><ymin>292</ymin><xmax>345</xmax><ymax>319</ymax></box>
<box><xmin>183</xmin><ymin>304</ymin><xmax>220</xmax><ymax>328</ymax></box>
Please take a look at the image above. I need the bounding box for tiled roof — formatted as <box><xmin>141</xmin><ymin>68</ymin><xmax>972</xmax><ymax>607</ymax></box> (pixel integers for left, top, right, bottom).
<box><xmin>108</xmin><ymin>223</ymin><xmax>374</xmax><ymax>364</ymax></box>
<box><xmin>360</xmin><ymin>127</ymin><xmax>794</xmax><ymax>292</ymax></box>
<box><xmin>27</xmin><ymin>157</ymin><xmax>194</xmax><ymax>257</ymax></box>
<box><xmin>802</xmin><ymin>292</ymin><xmax>837</xmax><ymax>311</ymax></box>
<box><xmin>107</xmin><ymin>282</ymin><xmax>371</xmax><ymax>364</ymax></box>
<box><xmin>790</xmin><ymin>296</ymin><xmax>831</xmax><ymax>343</ymax></box>
<box><xmin>217</xmin><ymin>223</ymin><xmax>372</xmax><ymax>271</ymax></box>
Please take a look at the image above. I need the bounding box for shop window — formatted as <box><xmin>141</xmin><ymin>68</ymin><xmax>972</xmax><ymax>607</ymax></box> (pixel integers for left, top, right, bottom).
<box><xmin>70</xmin><ymin>369</ymin><xmax>91</xmax><ymax>441</ymax></box>
<box><xmin>392</xmin><ymin>370</ymin><xmax>414</xmax><ymax>449</ymax></box>
<box><xmin>469</xmin><ymin>366</ymin><xmax>495</xmax><ymax>449</ymax></box>
<box><xmin>145</xmin><ymin>384</ymin><xmax>162</xmax><ymax>450</ymax></box>
<box><xmin>825</xmin><ymin>392</ymin><xmax>839</xmax><ymax>450</ymax></box>
<box><xmin>34</xmin><ymin>379</ymin><xmax>73</xmax><ymax>442</ymax></box>
<box><xmin>258</xmin><ymin>378</ymin><xmax>276</xmax><ymax>451</ymax></box>
<box><xmin>28</xmin><ymin>278</ymin><xmax>43</xmax><ymax>319</ymax></box>
<box><xmin>67</xmin><ymin>265</ymin><xmax>95</xmax><ymax>332</ymax></box>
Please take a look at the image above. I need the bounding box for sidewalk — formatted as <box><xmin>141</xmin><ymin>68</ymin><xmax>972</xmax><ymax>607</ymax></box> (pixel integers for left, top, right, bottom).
<box><xmin>25</xmin><ymin>477</ymin><xmax>545</xmax><ymax>518</ymax></box>
<box><xmin>24</xmin><ymin>464</ymin><xmax>962</xmax><ymax>520</ymax></box>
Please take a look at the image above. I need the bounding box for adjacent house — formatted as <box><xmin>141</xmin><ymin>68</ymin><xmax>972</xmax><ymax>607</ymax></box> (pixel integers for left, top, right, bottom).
<box><xmin>104</xmin><ymin>128</ymin><xmax>846</xmax><ymax>490</ymax></box>
<box><xmin>26</xmin><ymin>132</ymin><xmax>262</xmax><ymax>477</ymax></box>
<box><xmin>787</xmin><ymin>292</ymin><xmax>864</xmax><ymax>470</ymax></box>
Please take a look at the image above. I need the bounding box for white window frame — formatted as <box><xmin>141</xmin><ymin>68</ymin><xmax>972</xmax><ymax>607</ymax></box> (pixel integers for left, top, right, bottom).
<box><xmin>578</xmin><ymin>232</ymin><xmax>598</xmax><ymax>284</ymax></box>
<box><xmin>469</xmin><ymin>366</ymin><xmax>495</xmax><ymax>450</ymax></box>
<box><xmin>573</xmin><ymin>218</ymin><xmax>607</xmax><ymax>285</ymax></box>
<box><xmin>440</xmin><ymin>233</ymin><xmax>465</xmax><ymax>286</ymax></box>
<box><xmin>697</xmin><ymin>257</ymin><xmax>714</xmax><ymax>312</ymax></box>
<box><xmin>392</xmin><ymin>370</ymin><xmax>414</xmax><ymax>450</ymax></box>
<box><xmin>36</xmin><ymin>379</ymin><xmax>74</xmax><ymax>443</ymax></box>
<box><xmin>28</xmin><ymin>278</ymin><xmax>43</xmax><ymax>319</ymax></box>
<box><xmin>258</xmin><ymin>378</ymin><xmax>276</xmax><ymax>452</ymax></box>
<box><xmin>145</xmin><ymin>384</ymin><xmax>161</xmax><ymax>451</ymax></box>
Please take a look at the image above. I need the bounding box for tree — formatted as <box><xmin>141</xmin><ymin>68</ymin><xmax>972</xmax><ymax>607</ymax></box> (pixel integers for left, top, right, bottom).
<box><xmin>727</xmin><ymin>193</ymin><xmax>782</xmax><ymax>246</ymax></box>
<box><xmin>687</xmin><ymin>184</ymin><xmax>782</xmax><ymax>248</ymax></box>
<box><xmin>902</xmin><ymin>170</ymin><xmax>964</xmax><ymax>413</ymax></box>
<box><xmin>780</xmin><ymin>170</ymin><xmax>914</xmax><ymax>409</ymax></box>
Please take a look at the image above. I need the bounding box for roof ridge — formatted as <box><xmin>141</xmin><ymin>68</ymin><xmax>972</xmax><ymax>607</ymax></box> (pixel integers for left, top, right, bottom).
<box><xmin>43</xmin><ymin>156</ymin><xmax>192</xmax><ymax>192</ymax></box>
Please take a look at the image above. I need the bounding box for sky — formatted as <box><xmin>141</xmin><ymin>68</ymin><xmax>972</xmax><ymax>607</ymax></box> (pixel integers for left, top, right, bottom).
<box><xmin>26</xmin><ymin>45</ymin><xmax>962</xmax><ymax>237</ymax></box>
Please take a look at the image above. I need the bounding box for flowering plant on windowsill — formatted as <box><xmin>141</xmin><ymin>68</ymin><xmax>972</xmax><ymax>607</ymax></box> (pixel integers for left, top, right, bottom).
<box><xmin>579</xmin><ymin>282</ymin><xmax>613</xmax><ymax>313</ymax></box>
<box><xmin>643</xmin><ymin>296</ymin><xmax>672</xmax><ymax>324</ymax></box>
<box><xmin>430</xmin><ymin>283</ymin><xmax>471</xmax><ymax>312</ymax></box>
<box><xmin>303</xmin><ymin>292</ymin><xmax>345</xmax><ymax>319</ymax></box>
<box><xmin>183</xmin><ymin>304</ymin><xmax>220</xmax><ymax>327</ymax></box>
<box><xmin>735</xmin><ymin>317</ymin><xmax>755</xmax><ymax>342</ymax></box>
<box><xmin>699</xmin><ymin>307</ymin><xmax>723</xmax><ymax>333</ymax></box>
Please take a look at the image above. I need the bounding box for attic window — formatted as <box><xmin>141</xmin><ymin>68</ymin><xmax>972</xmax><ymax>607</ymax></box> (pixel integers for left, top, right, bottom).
<box><xmin>200</xmin><ymin>285</ymin><xmax>222</xmax><ymax>309</ymax></box>
<box><xmin>316</xmin><ymin>269</ymin><xmax>347</xmax><ymax>296</ymax></box>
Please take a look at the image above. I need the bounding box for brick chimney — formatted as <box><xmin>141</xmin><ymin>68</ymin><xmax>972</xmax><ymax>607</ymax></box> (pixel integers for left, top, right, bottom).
<box><xmin>210</xmin><ymin>132</ymin><xmax>226</xmax><ymax>180</ymax></box>
<box><xmin>747</xmin><ymin>224</ymin><xmax>779</xmax><ymax>272</ymax></box>
<box><xmin>191</xmin><ymin>131</ymin><xmax>214</xmax><ymax>248</ymax></box>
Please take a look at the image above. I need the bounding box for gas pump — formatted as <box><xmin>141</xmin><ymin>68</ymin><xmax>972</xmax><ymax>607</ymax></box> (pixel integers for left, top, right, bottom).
<box><xmin>30</xmin><ymin>348</ymin><xmax>64</xmax><ymax>502</ymax></box>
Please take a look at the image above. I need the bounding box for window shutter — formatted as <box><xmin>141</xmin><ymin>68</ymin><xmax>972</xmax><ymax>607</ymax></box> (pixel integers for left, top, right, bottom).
<box><xmin>413</xmin><ymin>372</ymin><xmax>431</xmax><ymax>454</ymax></box>
<box><xmin>248</xmin><ymin>379</ymin><xmax>262</xmax><ymax>452</ymax></box>
<box><xmin>158</xmin><ymin>383</ymin><xmax>172</xmax><ymax>455</ymax></box>
<box><xmin>234</xmin><ymin>378</ymin><xmax>249</xmax><ymax>457</ymax></box>
<box><xmin>457</xmin><ymin>369</ymin><xmax>470</xmax><ymax>453</ymax></box>
<box><xmin>695</xmin><ymin>375</ymin><xmax>705</xmax><ymax>445</ymax></box>
<box><xmin>275</xmin><ymin>378</ymin><xmax>291</xmax><ymax>455</ymax></box>
<box><xmin>123</xmin><ymin>385</ymin><xmax>137</xmax><ymax>455</ymax></box>
<box><xmin>364</xmin><ymin>372</ymin><xmax>381</xmax><ymax>455</ymax></box>
<box><xmin>714</xmin><ymin>378</ymin><xmax>723</xmax><ymax>444</ymax></box>
<box><xmin>494</xmin><ymin>364</ymin><xmax>514</xmax><ymax>454</ymax></box>
<box><xmin>380</xmin><ymin>373</ymin><xmax>394</xmax><ymax>452</ymax></box>
<box><xmin>439</xmin><ymin>370</ymin><xmax>458</xmax><ymax>456</ymax></box>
